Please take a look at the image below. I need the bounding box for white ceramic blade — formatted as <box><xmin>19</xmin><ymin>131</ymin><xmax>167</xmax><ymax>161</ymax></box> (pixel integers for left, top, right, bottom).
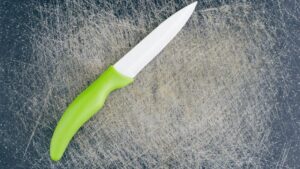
<box><xmin>114</xmin><ymin>2</ymin><xmax>197</xmax><ymax>78</ymax></box>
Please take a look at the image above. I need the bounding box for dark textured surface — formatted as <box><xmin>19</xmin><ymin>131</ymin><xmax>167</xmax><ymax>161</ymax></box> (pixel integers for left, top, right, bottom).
<box><xmin>0</xmin><ymin>0</ymin><xmax>299</xmax><ymax>168</ymax></box>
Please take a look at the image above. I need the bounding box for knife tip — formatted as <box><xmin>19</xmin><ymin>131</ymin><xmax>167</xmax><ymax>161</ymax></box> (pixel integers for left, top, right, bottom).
<box><xmin>190</xmin><ymin>1</ymin><xmax>198</xmax><ymax>8</ymax></box>
<box><xmin>180</xmin><ymin>1</ymin><xmax>198</xmax><ymax>20</ymax></box>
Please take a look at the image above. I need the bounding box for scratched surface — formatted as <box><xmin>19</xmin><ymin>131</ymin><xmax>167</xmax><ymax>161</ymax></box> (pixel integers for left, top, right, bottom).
<box><xmin>0</xmin><ymin>0</ymin><xmax>299</xmax><ymax>168</ymax></box>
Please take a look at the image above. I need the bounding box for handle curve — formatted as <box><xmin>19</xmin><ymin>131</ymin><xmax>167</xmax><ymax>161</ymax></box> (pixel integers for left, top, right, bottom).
<box><xmin>50</xmin><ymin>66</ymin><xmax>133</xmax><ymax>161</ymax></box>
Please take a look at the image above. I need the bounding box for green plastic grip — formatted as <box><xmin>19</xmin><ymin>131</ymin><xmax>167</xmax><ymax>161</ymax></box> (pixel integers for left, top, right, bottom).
<box><xmin>50</xmin><ymin>66</ymin><xmax>133</xmax><ymax>161</ymax></box>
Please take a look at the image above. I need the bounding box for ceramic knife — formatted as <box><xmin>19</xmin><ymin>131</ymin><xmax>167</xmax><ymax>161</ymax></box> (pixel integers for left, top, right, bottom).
<box><xmin>50</xmin><ymin>1</ymin><xmax>197</xmax><ymax>161</ymax></box>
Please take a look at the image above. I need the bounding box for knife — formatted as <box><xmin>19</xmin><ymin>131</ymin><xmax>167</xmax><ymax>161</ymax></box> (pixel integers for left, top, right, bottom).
<box><xmin>50</xmin><ymin>1</ymin><xmax>197</xmax><ymax>161</ymax></box>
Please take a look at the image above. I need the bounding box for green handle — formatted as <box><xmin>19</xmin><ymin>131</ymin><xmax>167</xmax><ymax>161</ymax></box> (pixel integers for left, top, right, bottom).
<box><xmin>50</xmin><ymin>66</ymin><xmax>133</xmax><ymax>161</ymax></box>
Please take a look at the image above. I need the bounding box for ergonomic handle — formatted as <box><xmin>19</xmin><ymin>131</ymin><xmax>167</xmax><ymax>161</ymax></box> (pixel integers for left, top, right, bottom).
<box><xmin>50</xmin><ymin>66</ymin><xmax>133</xmax><ymax>161</ymax></box>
